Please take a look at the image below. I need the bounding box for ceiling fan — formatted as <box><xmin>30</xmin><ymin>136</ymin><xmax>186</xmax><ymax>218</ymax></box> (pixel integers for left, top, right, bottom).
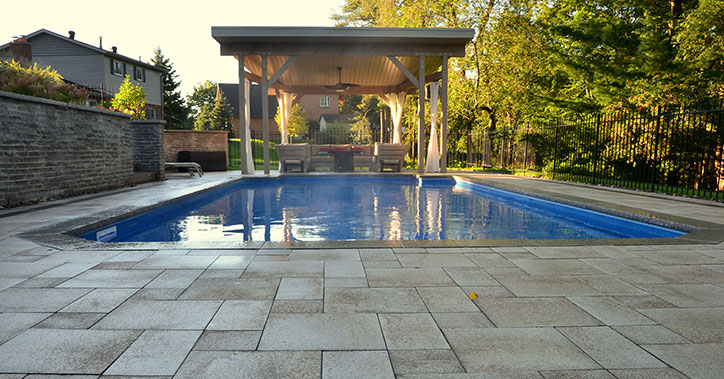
<box><xmin>324</xmin><ymin>67</ymin><xmax>358</xmax><ymax>92</ymax></box>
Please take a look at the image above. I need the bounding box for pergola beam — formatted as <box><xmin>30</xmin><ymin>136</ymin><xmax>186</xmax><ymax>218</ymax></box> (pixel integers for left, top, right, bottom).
<box><xmin>268</xmin><ymin>56</ymin><xmax>298</xmax><ymax>87</ymax></box>
<box><xmin>395</xmin><ymin>71</ymin><xmax>442</xmax><ymax>93</ymax></box>
<box><xmin>387</xmin><ymin>56</ymin><xmax>418</xmax><ymax>84</ymax></box>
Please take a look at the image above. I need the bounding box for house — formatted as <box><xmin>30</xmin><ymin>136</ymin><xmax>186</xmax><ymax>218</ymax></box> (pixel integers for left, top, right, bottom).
<box><xmin>0</xmin><ymin>29</ymin><xmax>165</xmax><ymax>119</ymax></box>
<box><xmin>319</xmin><ymin>114</ymin><xmax>355</xmax><ymax>131</ymax></box>
<box><xmin>218</xmin><ymin>82</ymin><xmax>339</xmax><ymax>137</ymax></box>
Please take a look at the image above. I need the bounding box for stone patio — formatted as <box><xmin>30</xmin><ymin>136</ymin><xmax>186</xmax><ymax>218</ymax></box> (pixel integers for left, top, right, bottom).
<box><xmin>0</xmin><ymin>172</ymin><xmax>723</xmax><ymax>378</ymax></box>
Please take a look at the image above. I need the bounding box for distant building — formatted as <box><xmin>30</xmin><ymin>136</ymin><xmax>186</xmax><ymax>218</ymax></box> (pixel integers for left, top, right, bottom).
<box><xmin>218</xmin><ymin>82</ymin><xmax>339</xmax><ymax>137</ymax></box>
<box><xmin>319</xmin><ymin>114</ymin><xmax>355</xmax><ymax>131</ymax></box>
<box><xmin>0</xmin><ymin>29</ymin><xmax>165</xmax><ymax>119</ymax></box>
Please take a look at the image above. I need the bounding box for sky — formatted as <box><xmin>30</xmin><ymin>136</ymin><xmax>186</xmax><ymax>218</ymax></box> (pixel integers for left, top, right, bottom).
<box><xmin>1</xmin><ymin>0</ymin><xmax>346</xmax><ymax>97</ymax></box>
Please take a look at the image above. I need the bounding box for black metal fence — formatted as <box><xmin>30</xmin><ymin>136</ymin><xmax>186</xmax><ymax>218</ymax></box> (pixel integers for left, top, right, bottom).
<box><xmin>231</xmin><ymin>105</ymin><xmax>724</xmax><ymax>200</ymax></box>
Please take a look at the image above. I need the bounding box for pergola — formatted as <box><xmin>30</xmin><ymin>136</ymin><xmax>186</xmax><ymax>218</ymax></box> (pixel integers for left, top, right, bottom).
<box><xmin>211</xmin><ymin>26</ymin><xmax>474</xmax><ymax>174</ymax></box>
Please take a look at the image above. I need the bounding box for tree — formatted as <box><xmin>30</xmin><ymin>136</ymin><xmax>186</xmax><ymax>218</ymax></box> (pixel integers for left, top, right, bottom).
<box><xmin>111</xmin><ymin>75</ymin><xmax>146</xmax><ymax>119</ymax></box>
<box><xmin>193</xmin><ymin>103</ymin><xmax>213</xmax><ymax>130</ymax></box>
<box><xmin>187</xmin><ymin>81</ymin><xmax>217</xmax><ymax>120</ymax></box>
<box><xmin>151</xmin><ymin>47</ymin><xmax>189</xmax><ymax>129</ymax></box>
<box><xmin>211</xmin><ymin>92</ymin><xmax>235</xmax><ymax>137</ymax></box>
<box><xmin>275</xmin><ymin>103</ymin><xmax>308</xmax><ymax>139</ymax></box>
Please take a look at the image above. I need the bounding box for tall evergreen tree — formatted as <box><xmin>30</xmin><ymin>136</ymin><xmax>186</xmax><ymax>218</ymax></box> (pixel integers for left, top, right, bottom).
<box><xmin>151</xmin><ymin>47</ymin><xmax>189</xmax><ymax>129</ymax></box>
<box><xmin>211</xmin><ymin>92</ymin><xmax>235</xmax><ymax>137</ymax></box>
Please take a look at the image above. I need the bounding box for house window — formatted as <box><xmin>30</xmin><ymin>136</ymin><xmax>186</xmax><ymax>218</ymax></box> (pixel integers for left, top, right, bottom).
<box><xmin>111</xmin><ymin>59</ymin><xmax>125</xmax><ymax>76</ymax></box>
<box><xmin>146</xmin><ymin>107</ymin><xmax>157</xmax><ymax>120</ymax></box>
<box><xmin>320</xmin><ymin>95</ymin><xmax>330</xmax><ymax>108</ymax></box>
<box><xmin>134</xmin><ymin>66</ymin><xmax>145</xmax><ymax>82</ymax></box>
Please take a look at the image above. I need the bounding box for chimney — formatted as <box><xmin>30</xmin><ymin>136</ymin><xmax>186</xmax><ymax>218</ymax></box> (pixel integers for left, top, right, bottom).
<box><xmin>111</xmin><ymin>46</ymin><xmax>117</xmax><ymax>54</ymax></box>
<box><xmin>99</xmin><ymin>36</ymin><xmax>103</xmax><ymax>49</ymax></box>
<box><xmin>8</xmin><ymin>37</ymin><xmax>32</xmax><ymax>66</ymax></box>
<box><xmin>68</xmin><ymin>30</ymin><xmax>75</xmax><ymax>39</ymax></box>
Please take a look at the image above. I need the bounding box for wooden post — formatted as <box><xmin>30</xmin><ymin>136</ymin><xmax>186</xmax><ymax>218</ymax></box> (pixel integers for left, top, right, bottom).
<box><xmin>238</xmin><ymin>55</ymin><xmax>249</xmax><ymax>175</ymax></box>
<box><xmin>261</xmin><ymin>55</ymin><xmax>270</xmax><ymax>174</ymax></box>
<box><xmin>441</xmin><ymin>56</ymin><xmax>448</xmax><ymax>173</ymax></box>
<box><xmin>418</xmin><ymin>56</ymin><xmax>425</xmax><ymax>174</ymax></box>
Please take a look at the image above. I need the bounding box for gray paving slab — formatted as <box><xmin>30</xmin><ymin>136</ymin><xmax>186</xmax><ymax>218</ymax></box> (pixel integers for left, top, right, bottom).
<box><xmin>557</xmin><ymin>326</ymin><xmax>666</xmax><ymax>369</ymax></box>
<box><xmin>611</xmin><ymin>325</ymin><xmax>689</xmax><ymax>345</ymax></box>
<box><xmin>567</xmin><ymin>297</ymin><xmax>654</xmax><ymax>326</ymax></box>
<box><xmin>323</xmin><ymin>351</ymin><xmax>395</xmax><ymax>379</ymax></box>
<box><xmin>198</xmin><ymin>269</ymin><xmax>246</xmax><ymax>278</ymax></box>
<box><xmin>270</xmin><ymin>299</ymin><xmax>323</xmax><ymax>313</ymax></box>
<box><xmin>193</xmin><ymin>330</ymin><xmax>261</xmax><ymax>350</ymax></box>
<box><xmin>132</xmin><ymin>255</ymin><xmax>216</xmax><ymax>270</ymax></box>
<box><xmin>445</xmin><ymin>268</ymin><xmax>500</xmax><ymax>290</ymax></box>
<box><xmin>104</xmin><ymin>330</ymin><xmax>201</xmax><ymax>376</ymax></box>
<box><xmin>178</xmin><ymin>278</ymin><xmax>279</xmax><ymax>300</ymax></box>
<box><xmin>35</xmin><ymin>262</ymin><xmax>97</xmax><ymax>278</ymax></box>
<box><xmin>444</xmin><ymin>327</ymin><xmax>600</xmax><ymax>371</ymax></box>
<box><xmin>642</xmin><ymin>343</ymin><xmax>724</xmax><ymax>379</ymax></box>
<box><xmin>0</xmin><ymin>278</ymin><xmax>24</xmax><ymax>291</ymax></box>
<box><xmin>639</xmin><ymin>307</ymin><xmax>724</xmax><ymax>343</ymax></box>
<box><xmin>466</xmin><ymin>254</ymin><xmax>515</xmax><ymax>268</ymax></box>
<box><xmin>379</xmin><ymin>313</ymin><xmax>449</xmax><ymax>350</ymax></box>
<box><xmin>496</xmin><ymin>276</ymin><xmax>601</xmax><ymax>296</ymax></box>
<box><xmin>637</xmin><ymin>283</ymin><xmax>724</xmax><ymax>307</ymax></box>
<box><xmin>36</xmin><ymin>313</ymin><xmax>105</xmax><ymax>329</ymax></box>
<box><xmin>614</xmin><ymin>295</ymin><xmax>676</xmax><ymax>310</ymax></box>
<box><xmin>464</xmin><ymin>285</ymin><xmax>515</xmax><ymax>298</ymax></box>
<box><xmin>206</xmin><ymin>300</ymin><xmax>272</xmax><ymax>330</ymax></box>
<box><xmin>324</xmin><ymin>287</ymin><xmax>427</xmax><ymax>313</ymax></box>
<box><xmin>634</xmin><ymin>250</ymin><xmax>722</xmax><ymax>265</ymax></box>
<box><xmin>416</xmin><ymin>287</ymin><xmax>480</xmax><ymax>312</ymax></box>
<box><xmin>366</xmin><ymin>268</ymin><xmax>456</xmax><ymax>287</ymax></box>
<box><xmin>242</xmin><ymin>261</ymin><xmax>324</xmax><ymax>278</ymax></box>
<box><xmin>61</xmin><ymin>289</ymin><xmax>137</xmax><ymax>313</ymax></box>
<box><xmin>510</xmin><ymin>259</ymin><xmax>603</xmax><ymax>276</ymax></box>
<box><xmin>57</xmin><ymin>269</ymin><xmax>161</xmax><ymax>288</ymax></box>
<box><xmin>638</xmin><ymin>265</ymin><xmax>724</xmax><ymax>283</ymax></box>
<box><xmin>208</xmin><ymin>255</ymin><xmax>252</xmax><ymax>269</ymax></box>
<box><xmin>0</xmin><ymin>312</ymin><xmax>51</xmax><ymax>343</ymax></box>
<box><xmin>608</xmin><ymin>368</ymin><xmax>688</xmax><ymax>379</ymax></box>
<box><xmin>325</xmin><ymin>261</ymin><xmax>365</xmax><ymax>277</ymax></box>
<box><xmin>539</xmin><ymin>370</ymin><xmax>615</xmax><ymax>379</ymax></box>
<box><xmin>0</xmin><ymin>288</ymin><xmax>91</xmax><ymax>312</ymax></box>
<box><xmin>258</xmin><ymin>313</ymin><xmax>385</xmax><ymax>350</ymax></box>
<box><xmin>130</xmin><ymin>288</ymin><xmax>184</xmax><ymax>300</ymax></box>
<box><xmin>288</xmin><ymin>249</ymin><xmax>360</xmax><ymax>261</ymax></box>
<box><xmin>359</xmin><ymin>248</ymin><xmax>397</xmax><ymax>261</ymax></box>
<box><xmin>397</xmin><ymin>371</ymin><xmax>542</xmax><ymax>378</ymax></box>
<box><xmin>431</xmin><ymin>312</ymin><xmax>494</xmax><ymax>329</ymax></box>
<box><xmin>324</xmin><ymin>277</ymin><xmax>369</xmax><ymax>287</ymax></box>
<box><xmin>174</xmin><ymin>351</ymin><xmax>321</xmax><ymax>379</ymax></box>
<box><xmin>0</xmin><ymin>328</ymin><xmax>138</xmax><ymax>374</ymax></box>
<box><xmin>144</xmin><ymin>269</ymin><xmax>203</xmax><ymax>289</ymax></box>
<box><xmin>363</xmin><ymin>260</ymin><xmax>402</xmax><ymax>268</ymax></box>
<box><xmin>526</xmin><ymin>246</ymin><xmax>603</xmax><ymax>259</ymax></box>
<box><xmin>388</xmin><ymin>350</ymin><xmax>464</xmax><ymax>375</ymax></box>
<box><xmin>575</xmin><ymin>275</ymin><xmax>648</xmax><ymax>296</ymax></box>
<box><xmin>94</xmin><ymin>300</ymin><xmax>221</xmax><ymax>330</ymax></box>
<box><xmin>398</xmin><ymin>254</ymin><xmax>476</xmax><ymax>268</ymax></box>
<box><xmin>0</xmin><ymin>262</ymin><xmax>60</xmax><ymax>278</ymax></box>
<box><xmin>476</xmin><ymin>297</ymin><xmax>602</xmax><ymax>327</ymax></box>
<box><xmin>276</xmin><ymin>278</ymin><xmax>323</xmax><ymax>299</ymax></box>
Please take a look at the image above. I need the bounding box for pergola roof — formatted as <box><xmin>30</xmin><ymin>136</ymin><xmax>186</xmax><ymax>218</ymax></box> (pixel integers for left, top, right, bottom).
<box><xmin>211</xmin><ymin>26</ymin><xmax>474</xmax><ymax>95</ymax></box>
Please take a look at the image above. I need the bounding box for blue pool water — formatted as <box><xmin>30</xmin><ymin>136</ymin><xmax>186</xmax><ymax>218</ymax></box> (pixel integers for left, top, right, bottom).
<box><xmin>79</xmin><ymin>177</ymin><xmax>683</xmax><ymax>242</ymax></box>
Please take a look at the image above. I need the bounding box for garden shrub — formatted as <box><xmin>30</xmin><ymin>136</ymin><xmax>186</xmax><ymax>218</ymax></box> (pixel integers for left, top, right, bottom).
<box><xmin>0</xmin><ymin>60</ymin><xmax>87</xmax><ymax>104</ymax></box>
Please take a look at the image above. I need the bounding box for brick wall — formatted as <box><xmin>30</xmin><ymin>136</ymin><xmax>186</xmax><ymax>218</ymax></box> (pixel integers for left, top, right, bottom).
<box><xmin>231</xmin><ymin>117</ymin><xmax>279</xmax><ymax>137</ymax></box>
<box><xmin>132</xmin><ymin>120</ymin><xmax>165</xmax><ymax>180</ymax></box>
<box><xmin>164</xmin><ymin>130</ymin><xmax>229</xmax><ymax>164</ymax></box>
<box><xmin>0</xmin><ymin>91</ymin><xmax>133</xmax><ymax>208</ymax></box>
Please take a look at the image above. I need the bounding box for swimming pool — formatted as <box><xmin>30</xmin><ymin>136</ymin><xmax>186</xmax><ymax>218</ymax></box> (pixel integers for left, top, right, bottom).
<box><xmin>78</xmin><ymin>176</ymin><xmax>683</xmax><ymax>242</ymax></box>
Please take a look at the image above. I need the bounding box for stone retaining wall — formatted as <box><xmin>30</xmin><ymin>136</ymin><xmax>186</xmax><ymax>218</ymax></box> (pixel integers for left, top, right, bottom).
<box><xmin>0</xmin><ymin>91</ymin><xmax>133</xmax><ymax>208</ymax></box>
<box><xmin>132</xmin><ymin>120</ymin><xmax>165</xmax><ymax>180</ymax></box>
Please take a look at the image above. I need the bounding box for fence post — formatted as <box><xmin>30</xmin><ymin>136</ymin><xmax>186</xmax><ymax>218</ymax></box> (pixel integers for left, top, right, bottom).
<box><xmin>592</xmin><ymin>114</ymin><xmax>601</xmax><ymax>185</ymax></box>
<box><xmin>650</xmin><ymin>106</ymin><xmax>662</xmax><ymax>192</ymax></box>
<box><xmin>553</xmin><ymin>124</ymin><xmax>559</xmax><ymax>180</ymax></box>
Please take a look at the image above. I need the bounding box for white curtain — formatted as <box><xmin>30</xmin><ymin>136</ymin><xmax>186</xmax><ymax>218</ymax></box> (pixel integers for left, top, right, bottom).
<box><xmin>425</xmin><ymin>82</ymin><xmax>440</xmax><ymax>173</ymax></box>
<box><xmin>243</xmin><ymin>80</ymin><xmax>255</xmax><ymax>174</ymax></box>
<box><xmin>276</xmin><ymin>90</ymin><xmax>295</xmax><ymax>145</ymax></box>
<box><xmin>381</xmin><ymin>91</ymin><xmax>406</xmax><ymax>144</ymax></box>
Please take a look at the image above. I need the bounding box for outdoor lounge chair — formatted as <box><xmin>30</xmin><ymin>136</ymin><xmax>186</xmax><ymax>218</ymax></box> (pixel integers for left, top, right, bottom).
<box><xmin>374</xmin><ymin>143</ymin><xmax>408</xmax><ymax>172</ymax></box>
<box><xmin>276</xmin><ymin>143</ymin><xmax>310</xmax><ymax>173</ymax></box>
<box><xmin>164</xmin><ymin>162</ymin><xmax>204</xmax><ymax>177</ymax></box>
<box><xmin>310</xmin><ymin>145</ymin><xmax>334</xmax><ymax>171</ymax></box>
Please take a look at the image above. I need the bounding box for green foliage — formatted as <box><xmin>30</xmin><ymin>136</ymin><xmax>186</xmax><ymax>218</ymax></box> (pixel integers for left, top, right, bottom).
<box><xmin>313</xmin><ymin>123</ymin><xmax>350</xmax><ymax>144</ymax></box>
<box><xmin>0</xmin><ymin>60</ymin><xmax>87</xmax><ymax>104</ymax></box>
<box><xmin>152</xmin><ymin>47</ymin><xmax>189</xmax><ymax>128</ymax></box>
<box><xmin>212</xmin><ymin>92</ymin><xmax>235</xmax><ymax>137</ymax></box>
<box><xmin>350</xmin><ymin>115</ymin><xmax>372</xmax><ymax>144</ymax></box>
<box><xmin>275</xmin><ymin>103</ymin><xmax>309</xmax><ymax>139</ymax></box>
<box><xmin>187</xmin><ymin>80</ymin><xmax>217</xmax><ymax>119</ymax></box>
<box><xmin>111</xmin><ymin>75</ymin><xmax>146</xmax><ymax>119</ymax></box>
<box><xmin>193</xmin><ymin>103</ymin><xmax>213</xmax><ymax>130</ymax></box>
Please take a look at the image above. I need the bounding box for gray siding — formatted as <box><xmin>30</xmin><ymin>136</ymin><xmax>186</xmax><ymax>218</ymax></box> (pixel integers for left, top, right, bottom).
<box><xmin>33</xmin><ymin>54</ymin><xmax>106</xmax><ymax>85</ymax></box>
<box><xmin>103</xmin><ymin>56</ymin><xmax>162</xmax><ymax>107</ymax></box>
<box><xmin>29</xmin><ymin>33</ymin><xmax>96</xmax><ymax>56</ymax></box>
